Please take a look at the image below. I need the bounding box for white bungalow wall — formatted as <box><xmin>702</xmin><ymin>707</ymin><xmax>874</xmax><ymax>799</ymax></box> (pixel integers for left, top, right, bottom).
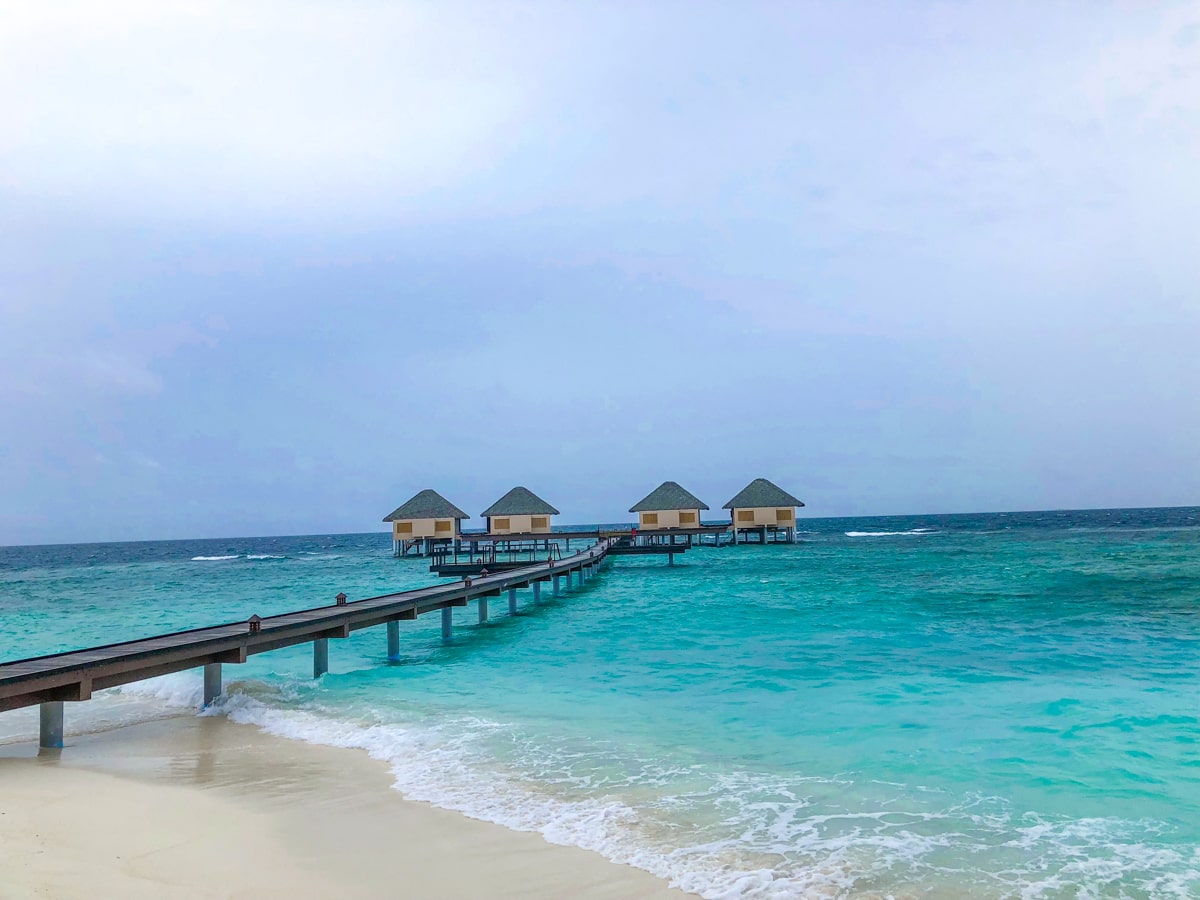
<box><xmin>393</xmin><ymin>517</ymin><xmax>459</xmax><ymax>539</ymax></box>
<box><xmin>489</xmin><ymin>514</ymin><xmax>553</xmax><ymax>534</ymax></box>
<box><xmin>731</xmin><ymin>507</ymin><xmax>795</xmax><ymax>527</ymax></box>
<box><xmin>638</xmin><ymin>509</ymin><xmax>702</xmax><ymax>529</ymax></box>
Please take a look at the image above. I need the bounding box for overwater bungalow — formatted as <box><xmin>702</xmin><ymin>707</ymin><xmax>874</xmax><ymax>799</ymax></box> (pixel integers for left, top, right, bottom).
<box><xmin>629</xmin><ymin>481</ymin><xmax>709</xmax><ymax>530</ymax></box>
<box><xmin>723</xmin><ymin>478</ymin><xmax>805</xmax><ymax>544</ymax></box>
<box><xmin>481</xmin><ymin>486</ymin><xmax>559</xmax><ymax>536</ymax></box>
<box><xmin>383</xmin><ymin>489</ymin><xmax>469</xmax><ymax>556</ymax></box>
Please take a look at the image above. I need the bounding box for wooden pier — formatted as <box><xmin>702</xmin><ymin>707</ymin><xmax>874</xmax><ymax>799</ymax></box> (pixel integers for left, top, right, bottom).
<box><xmin>392</xmin><ymin>523</ymin><xmax>738</xmax><ymax>559</ymax></box>
<box><xmin>0</xmin><ymin>541</ymin><xmax>612</xmax><ymax>749</ymax></box>
<box><xmin>423</xmin><ymin>524</ymin><xmax>729</xmax><ymax>574</ymax></box>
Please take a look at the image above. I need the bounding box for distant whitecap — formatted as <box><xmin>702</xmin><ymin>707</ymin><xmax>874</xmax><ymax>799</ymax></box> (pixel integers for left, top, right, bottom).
<box><xmin>844</xmin><ymin>529</ymin><xmax>937</xmax><ymax>537</ymax></box>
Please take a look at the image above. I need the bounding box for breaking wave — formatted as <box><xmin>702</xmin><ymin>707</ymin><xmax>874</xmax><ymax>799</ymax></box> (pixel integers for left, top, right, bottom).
<box><xmin>844</xmin><ymin>529</ymin><xmax>937</xmax><ymax>537</ymax></box>
<box><xmin>5</xmin><ymin>671</ymin><xmax>1197</xmax><ymax>899</ymax></box>
<box><xmin>206</xmin><ymin>686</ymin><xmax>1198</xmax><ymax>900</ymax></box>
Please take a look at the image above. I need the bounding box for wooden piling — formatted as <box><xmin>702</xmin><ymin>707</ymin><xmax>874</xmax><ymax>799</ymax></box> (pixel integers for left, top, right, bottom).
<box><xmin>39</xmin><ymin>701</ymin><xmax>64</xmax><ymax>749</ymax></box>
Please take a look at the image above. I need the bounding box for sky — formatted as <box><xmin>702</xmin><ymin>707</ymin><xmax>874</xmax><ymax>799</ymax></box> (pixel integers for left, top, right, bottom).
<box><xmin>1</xmin><ymin>1</ymin><xmax>1198</xmax><ymax>545</ymax></box>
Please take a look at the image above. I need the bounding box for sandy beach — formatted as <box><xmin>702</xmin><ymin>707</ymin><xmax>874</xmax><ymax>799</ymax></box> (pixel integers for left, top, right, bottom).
<box><xmin>0</xmin><ymin>715</ymin><xmax>690</xmax><ymax>900</ymax></box>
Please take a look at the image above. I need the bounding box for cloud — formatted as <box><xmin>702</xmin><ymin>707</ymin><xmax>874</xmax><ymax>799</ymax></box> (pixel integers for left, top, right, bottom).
<box><xmin>2</xmin><ymin>1</ymin><xmax>1199</xmax><ymax>542</ymax></box>
<box><xmin>0</xmin><ymin>316</ymin><xmax>218</xmax><ymax>401</ymax></box>
<box><xmin>0</xmin><ymin>1</ymin><xmax>537</xmax><ymax>218</ymax></box>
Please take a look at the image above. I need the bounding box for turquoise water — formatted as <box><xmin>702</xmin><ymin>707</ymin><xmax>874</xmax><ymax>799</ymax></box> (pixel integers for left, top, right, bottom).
<box><xmin>3</xmin><ymin>509</ymin><xmax>1200</xmax><ymax>897</ymax></box>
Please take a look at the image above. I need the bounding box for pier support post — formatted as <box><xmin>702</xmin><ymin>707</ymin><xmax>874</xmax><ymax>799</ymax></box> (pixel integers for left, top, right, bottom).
<box><xmin>387</xmin><ymin>620</ymin><xmax>400</xmax><ymax>660</ymax></box>
<box><xmin>441</xmin><ymin>607</ymin><xmax>453</xmax><ymax>640</ymax></box>
<box><xmin>39</xmin><ymin>701</ymin><xmax>64</xmax><ymax>750</ymax></box>
<box><xmin>553</xmin><ymin>575</ymin><xmax>561</xmax><ymax>597</ymax></box>
<box><xmin>533</xmin><ymin>582</ymin><xmax>542</xmax><ymax>604</ymax></box>
<box><xmin>313</xmin><ymin>638</ymin><xmax>329</xmax><ymax>678</ymax></box>
<box><xmin>508</xmin><ymin>588</ymin><xmax>518</xmax><ymax>614</ymax></box>
<box><xmin>203</xmin><ymin>662</ymin><xmax>222</xmax><ymax>706</ymax></box>
<box><xmin>478</xmin><ymin>596</ymin><xmax>488</xmax><ymax>624</ymax></box>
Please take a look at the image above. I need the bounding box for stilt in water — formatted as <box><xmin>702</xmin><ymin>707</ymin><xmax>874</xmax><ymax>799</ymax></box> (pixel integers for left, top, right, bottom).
<box><xmin>313</xmin><ymin>639</ymin><xmax>329</xmax><ymax>677</ymax></box>
<box><xmin>203</xmin><ymin>662</ymin><xmax>222</xmax><ymax>705</ymax></box>
<box><xmin>39</xmin><ymin>701</ymin><xmax>64</xmax><ymax>750</ymax></box>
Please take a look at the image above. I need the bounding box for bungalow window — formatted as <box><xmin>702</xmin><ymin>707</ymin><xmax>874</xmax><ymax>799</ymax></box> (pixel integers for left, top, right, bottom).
<box><xmin>776</xmin><ymin>509</ymin><xmax>793</xmax><ymax>522</ymax></box>
<box><xmin>737</xmin><ymin>510</ymin><xmax>755</xmax><ymax>523</ymax></box>
<box><xmin>494</xmin><ymin>518</ymin><xmax>510</xmax><ymax>531</ymax></box>
<box><xmin>531</xmin><ymin>516</ymin><xmax>549</xmax><ymax>529</ymax></box>
<box><xmin>435</xmin><ymin>520</ymin><xmax>452</xmax><ymax>533</ymax></box>
<box><xmin>642</xmin><ymin>512</ymin><xmax>659</xmax><ymax>526</ymax></box>
<box><xmin>678</xmin><ymin>511</ymin><xmax>696</xmax><ymax>525</ymax></box>
<box><xmin>396</xmin><ymin>522</ymin><xmax>413</xmax><ymax>534</ymax></box>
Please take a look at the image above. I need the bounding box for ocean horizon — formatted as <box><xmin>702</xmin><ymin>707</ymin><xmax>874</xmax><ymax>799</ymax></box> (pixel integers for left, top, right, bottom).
<box><xmin>3</xmin><ymin>505</ymin><xmax>1200</xmax><ymax>897</ymax></box>
<box><xmin>8</xmin><ymin>503</ymin><xmax>1200</xmax><ymax>550</ymax></box>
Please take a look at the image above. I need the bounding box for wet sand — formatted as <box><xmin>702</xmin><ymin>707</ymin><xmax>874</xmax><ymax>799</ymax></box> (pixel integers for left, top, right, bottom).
<box><xmin>0</xmin><ymin>715</ymin><xmax>690</xmax><ymax>899</ymax></box>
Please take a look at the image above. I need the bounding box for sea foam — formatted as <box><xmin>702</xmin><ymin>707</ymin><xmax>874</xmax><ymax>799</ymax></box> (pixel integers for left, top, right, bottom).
<box><xmin>205</xmin><ymin>690</ymin><xmax>859</xmax><ymax>898</ymax></box>
<box><xmin>207</xmin><ymin>689</ymin><xmax>1198</xmax><ymax>900</ymax></box>
<box><xmin>844</xmin><ymin>529</ymin><xmax>936</xmax><ymax>537</ymax></box>
<box><xmin>6</xmin><ymin>671</ymin><xmax>1193</xmax><ymax>899</ymax></box>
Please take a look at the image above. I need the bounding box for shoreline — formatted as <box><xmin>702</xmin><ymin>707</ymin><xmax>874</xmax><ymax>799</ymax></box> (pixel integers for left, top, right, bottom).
<box><xmin>0</xmin><ymin>714</ymin><xmax>692</xmax><ymax>900</ymax></box>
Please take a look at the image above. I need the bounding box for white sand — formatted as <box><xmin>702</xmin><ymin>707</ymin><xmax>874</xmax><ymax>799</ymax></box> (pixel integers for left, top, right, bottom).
<box><xmin>0</xmin><ymin>716</ymin><xmax>691</xmax><ymax>899</ymax></box>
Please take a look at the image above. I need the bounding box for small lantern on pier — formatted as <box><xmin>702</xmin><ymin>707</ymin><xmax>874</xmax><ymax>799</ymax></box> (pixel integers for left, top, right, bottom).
<box><xmin>248</xmin><ymin>614</ymin><xmax>262</xmax><ymax>634</ymax></box>
<box><xmin>336</xmin><ymin>592</ymin><xmax>347</xmax><ymax>606</ymax></box>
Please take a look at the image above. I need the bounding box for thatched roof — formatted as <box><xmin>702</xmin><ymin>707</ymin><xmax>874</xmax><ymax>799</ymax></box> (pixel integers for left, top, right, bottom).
<box><xmin>629</xmin><ymin>481</ymin><xmax>709</xmax><ymax>513</ymax></box>
<box><xmin>481</xmin><ymin>486</ymin><xmax>560</xmax><ymax>517</ymax></box>
<box><xmin>383</xmin><ymin>489</ymin><xmax>469</xmax><ymax>522</ymax></box>
<box><xmin>723</xmin><ymin>478</ymin><xmax>805</xmax><ymax>510</ymax></box>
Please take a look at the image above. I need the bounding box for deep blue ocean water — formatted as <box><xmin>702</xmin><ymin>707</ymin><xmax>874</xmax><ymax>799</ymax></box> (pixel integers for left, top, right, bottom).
<box><xmin>3</xmin><ymin>508</ymin><xmax>1200</xmax><ymax>898</ymax></box>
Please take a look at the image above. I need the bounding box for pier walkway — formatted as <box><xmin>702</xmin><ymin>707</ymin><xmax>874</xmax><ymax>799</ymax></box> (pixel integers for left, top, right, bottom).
<box><xmin>0</xmin><ymin>541</ymin><xmax>612</xmax><ymax>749</ymax></box>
